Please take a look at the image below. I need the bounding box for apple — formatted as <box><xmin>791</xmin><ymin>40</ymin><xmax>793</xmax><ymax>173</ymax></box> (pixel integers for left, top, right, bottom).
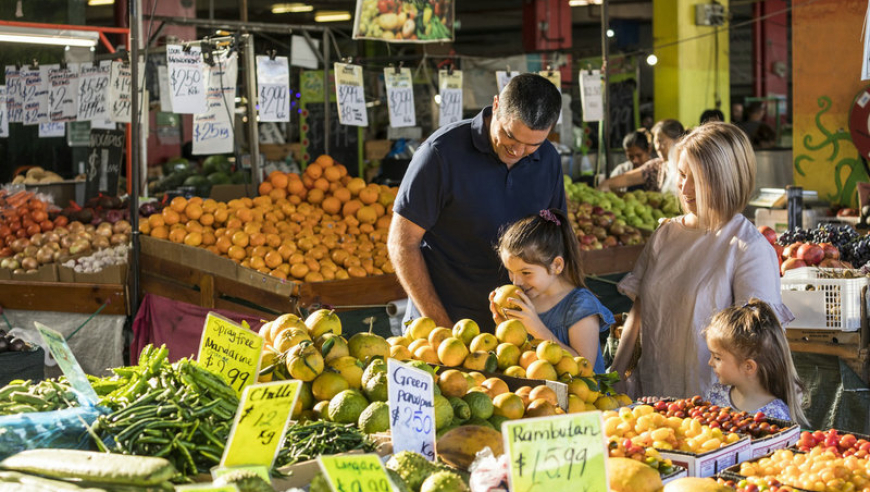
<box><xmin>592</xmin><ymin>206</ymin><xmax>605</xmax><ymax>215</ymax></box>
<box><xmin>602</xmin><ymin>236</ymin><xmax>618</xmax><ymax>248</ymax></box>
<box><xmin>781</xmin><ymin>257</ymin><xmax>807</xmax><ymax>275</ymax></box>
<box><xmin>757</xmin><ymin>225</ymin><xmax>777</xmax><ymax>245</ymax></box>
<box><xmin>797</xmin><ymin>243</ymin><xmax>824</xmax><ymax>265</ymax></box>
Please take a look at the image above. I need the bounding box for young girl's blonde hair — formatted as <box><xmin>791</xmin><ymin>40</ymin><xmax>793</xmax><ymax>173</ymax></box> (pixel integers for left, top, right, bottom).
<box><xmin>703</xmin><ymin>298</ymin><xmax>809</xmax><ymax>427</ymax></box>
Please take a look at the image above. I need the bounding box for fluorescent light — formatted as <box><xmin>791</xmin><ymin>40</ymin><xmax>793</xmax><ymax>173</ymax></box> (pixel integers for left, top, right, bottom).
<box><xmin>272</xmin><ymin>3</ymin><xmax>313</xmax><ymax>13</ymax></box>
<box><xmin>88</xmin><ymin>0</ymin><xmax>114</xmax><ymax>5</ymax></box>
<box><xmin>0</xmin><ymin>26</ymin><xmax>99</xmax><ymax>47</ymax></box>
<box><xmin>569</xmin><ymin>0</ymin><xmax>602</xmax><ymax>5</ymax></box>
<box><xmin>315</xmin><ymin>10</ymin><xmax>352</xmax><ymax>22</ymax></box>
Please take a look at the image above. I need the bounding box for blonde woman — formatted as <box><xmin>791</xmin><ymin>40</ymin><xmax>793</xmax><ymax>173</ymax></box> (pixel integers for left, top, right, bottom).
<box><xmin>610</xmin><ymin>123</ymin><xmax>793</xmax><ymax>399</ymax></box>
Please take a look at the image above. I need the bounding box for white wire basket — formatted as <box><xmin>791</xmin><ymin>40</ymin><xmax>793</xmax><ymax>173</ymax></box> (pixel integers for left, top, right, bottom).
<box><xmin>780</xmin><ymin>267</ymin><xmax>869</xmax><ymax>331</ymax></box>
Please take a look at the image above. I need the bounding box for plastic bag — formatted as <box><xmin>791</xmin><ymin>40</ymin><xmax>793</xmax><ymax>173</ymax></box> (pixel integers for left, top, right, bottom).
<box><xmin>0</xmin><ymin>406</ymin><xmax>109</xmax><ymax>460</ymax></box>
<box><xmin>468</xmin><ymin>447</ymin><xmax>509</xmax><ymax>492</ymax></box>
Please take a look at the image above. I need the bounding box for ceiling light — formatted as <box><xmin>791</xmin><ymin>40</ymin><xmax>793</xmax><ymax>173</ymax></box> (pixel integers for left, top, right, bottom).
<box><xmin>646</xmin><ymin>54</ymin><xmax>658</xmax><ymax>66</ymax></box>
<box><xmin>271</xmin><ymin>3</ymin><xmax>313</xmax><ymax>14</ymax></box>
<box><xmin>88</xmin><ymin>0</ymin><xmax>114</xmax><ymax>5</ymax></box>
<box><xmin>606</xmin><ymin>29</ymin><xmax>615</xmax><ymax>38</ymax></box>
<box><xmin>0</xmin><ymin>25</ymin><xmax>99</xmax><ymax>47</ymax></box>
<box><xmin>569</xmin><ymin>0</ymin><xmax>602</xmax><ymax>6</ymax></box>
<box><xmin>314</xmin><ymin>10</ymin><xmax>352</xmax><ymax>22</ymax></box>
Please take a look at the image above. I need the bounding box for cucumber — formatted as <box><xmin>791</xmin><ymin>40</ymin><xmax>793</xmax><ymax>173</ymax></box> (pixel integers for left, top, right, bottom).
<box><xmin>0</xmin><ymin>450</ymin><xmax>178</xmax><ymax>486</ymax></box>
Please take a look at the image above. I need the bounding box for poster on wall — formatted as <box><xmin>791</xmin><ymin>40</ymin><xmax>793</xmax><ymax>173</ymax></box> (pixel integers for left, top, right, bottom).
<box><xmin>353</xmin><ymin>0</ymin><xmax>454</xmax><ymax>43</ymax></box>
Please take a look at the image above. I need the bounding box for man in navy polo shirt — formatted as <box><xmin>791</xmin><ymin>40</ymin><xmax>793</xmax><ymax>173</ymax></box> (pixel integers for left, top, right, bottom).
<box><xmin>388</xmin><ymin>74</ymin><xmax>566</xmax><ymax>333</ymax></box>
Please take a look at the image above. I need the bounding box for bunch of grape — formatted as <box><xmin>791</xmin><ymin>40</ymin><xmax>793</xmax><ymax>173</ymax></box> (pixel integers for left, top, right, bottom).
<box><xmin>842</xmin><ymin>235</ymin><xmax>870</xmax><ymax>268</ymax></box>
<box><xmin>777</xmin><ymin>225</ymin><xmax>858</xmax><ymax>249</ymax></box>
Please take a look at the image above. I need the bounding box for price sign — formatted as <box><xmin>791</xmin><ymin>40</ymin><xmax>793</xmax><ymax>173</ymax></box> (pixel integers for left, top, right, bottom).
<box><xmin>192</xmin><ymin>52</ymin><xmax>237</xmax><ymax>155</ymax></box>
<box><xmin>166</xmin><ymin>44</ymin><xmax>207</xmax><ymax>114</ymax></box>
<box><xmin>197</xmin><ymin>312</ymin><xmax>262</xmax><ymax>395</ymax></box>
<box><xmin>157</xmin><ymin>65</ymin><xmax>173</xmax><ymax>112</ymax></box>
<box><xmin>175</xmin><ymin>485</ymin><xmax>238</xmax><ymax>492</ymax></box>
<box><xmin>0</xmin><ymin>86</ymin><xmax>8</xmax><ymax>138</ymax></box>
<box><xmin>5</xmin><ymin>66</ymin><xmax>23</xmax><ymax>123</ymax></box>
<box><xmin>318</xmin><ymin>454</ymin><xmax>392</xmax><ymax>492</ymax></box>
<box><xmin>49</xmin><ymin>65</ymin><xmax>79</xmax><ymax>122</ymax></box>
<box><xmin>256</xmin><ymin>55</ymin><xmax>290</xmax><ymax>122</ymax></box>
<box><xmin>34</xmin><ymin>322</ymin><xmax>99</xmax><ymax>406</ymax></box>
<box><xmin>503</xmin><ymin>412</ymin><xmax>609</xmax><ymax>492</ymax></box>
<box><xmin>438</xmin><ymin>69</ymin><xmax>463</xmax><ymax>127</ymax></box>
<box><xmin>221</xmin><ymin>380</ymin><xmax>301</xmax><ymax>468</ymax></box>
<box><xmin>109</xmin><ymin>61</ymin><xmax>133</xmax><ymax>123</ymax></box>
<box><xmin>387</xmin><ymin>359</ymin><xmax>436</xmax><ymax>460</ymax></box>
<box><xmin>385</xmin><ymin>67</ymin><xmax>415</xmax><ymax>128</ymax></box>
<box><xmin>39</xmin><ymin>122</ymin><xmax>65</xmax><ymax>137</ymax></box>
<box><xmin>84</xmin><ymin>129</ymin><xmax>125</xmax><ymax>199</ymax></box>
<box><xmin>539</xmin><ymin>70</ymin><xmax>563</xmax><ymax>125</ymax></box>
<box><xmin>495</xmin><ymin>70</ymin><xmax>520</xmax><ymax>94</ymax></box>
<box><xmin>22</xmin><ymin>66</ymin><xmax>49</xmax><ymax>126</ymax></box>
<box><xmin>334</xmin><ymin>62</ymin><xmax>368</xmax><ymax>127</ymax></box>
<box><xmin>580</xmin><ymin>70</ymin><xmax>603</xmax><ymax>122</ymax></box>
<box><xmin>77</xmin><ymin>63</ymin><xmax>111</xmax><ymax>122</ymax></box>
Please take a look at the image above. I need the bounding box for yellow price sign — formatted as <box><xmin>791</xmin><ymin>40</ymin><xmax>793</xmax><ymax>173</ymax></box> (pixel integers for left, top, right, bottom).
<box><xmin>502</xmin><ymin>412</ymin><xmax>610</xmax><ymax>492</ymax></box>
<box><xmin>197</xmin><ymin>312</ymin><xmax>263</xmax><ymax>396</ymax></box>
<box><xmin>318</xmin><ymin>454</ymin><xmax>392</xmax><ymax>492</ymax></box>
<box><xmin>221</xmin><ymin>380</ymin><xmax>301</xmax><ymax>468</ymax></box>
<box><xmin>175</xmin><ymin>485</ymin><xmax>239</xmax><ymax>492</ymax></box>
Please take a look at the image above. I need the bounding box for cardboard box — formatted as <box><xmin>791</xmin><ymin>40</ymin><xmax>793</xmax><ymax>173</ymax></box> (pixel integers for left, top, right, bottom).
<box><xmin>0</xmin><ymin>268</ymin><xmax>11</xmax><ymax>281</ymax></box>
<box><xmin>11</xmin><ymin>263</ymin><xmax>57</xmax><ymax>282</ymax></box>
<box><xmin>75</xmin><ymin>262</ymin><xmax>127</xmax><ymax>285</ymax></box>
<box><xmin>658</xmin><ymin>435</ymin><xmax>752</xmax><ymax>478</ymax></box>
<box><xmin>661</xmin><ymin>465</ymin><xmax>688</xmax><ymax>484</ymax></box>
<box><xmin>750</xmin><ymin>418</ymin><xmax>800</xmax><ymax>459</ymax></box>
<box><xmin>57</xmin><ymin>265</ymin><xmax>76</xmax><ymax>283</ymax></box>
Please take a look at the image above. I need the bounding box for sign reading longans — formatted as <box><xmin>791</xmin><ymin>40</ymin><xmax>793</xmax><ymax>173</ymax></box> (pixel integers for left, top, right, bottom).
<box><xmin>34</xmin><ymin>322</ymin><xmax>99</xmax><ymax>406</ymax></box>
<box><xmin>387</xmin><ymin>359</ymin><xmax>436</xmax><ymax>460</ymax></box>
<box><xmin>197</xmin><ymin>312</ymin><xmax>264</xmax><ymax>396</ymax></box>
<box><xmin>221</xmin><ymin>380</ymin><xmax>301</xmax><ymax>468</ymax></box>
<box><xmin>503</xmin><ymin>412</ymin><xmax>609</xmax><ymax>492</ymax></box>
<box><xmin>318</xmin><ymin>454</ymin><xmax>392</xmax><ymax>492</ymax></box>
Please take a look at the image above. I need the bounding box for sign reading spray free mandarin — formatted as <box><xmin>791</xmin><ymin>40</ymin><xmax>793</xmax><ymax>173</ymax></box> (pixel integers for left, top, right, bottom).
<box><xmin>197</xmin><ymin>312</ymin><xmax>263</xmax><ymax>396</ymax></box>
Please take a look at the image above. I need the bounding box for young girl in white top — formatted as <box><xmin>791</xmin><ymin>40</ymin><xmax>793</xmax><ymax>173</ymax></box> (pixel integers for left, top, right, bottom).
<box><xmin>703</xmin><ymin>298</ymin><xmax>809</xmax><ymax>426</ymax></box>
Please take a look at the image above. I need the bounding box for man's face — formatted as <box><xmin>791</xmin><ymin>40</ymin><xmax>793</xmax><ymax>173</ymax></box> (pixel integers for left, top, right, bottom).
<box><xmin>489</xmin><ymin>96</ymin><xmax>550</xmax><ymax>167</ymax></box>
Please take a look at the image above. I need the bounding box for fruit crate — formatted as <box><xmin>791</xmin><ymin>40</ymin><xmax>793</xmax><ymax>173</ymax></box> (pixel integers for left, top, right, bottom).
<box><xmin>720</xmin><ymin>450</ymin><xmax>813</xmax><ymax>492</ymax></box>
<box><xmin>780</xmin><ymin>267</ymin><xmax>869</xmax><ymax>331</ymax></box>
<box><xmin>749</xmin><ymin>418</ymin><xmax>800</xmax><ymax>459</ymax></box>
<box><xmin>657</xmin><ymin>435</ymin><xmax>753</xmax><ymax>478</ymax></box>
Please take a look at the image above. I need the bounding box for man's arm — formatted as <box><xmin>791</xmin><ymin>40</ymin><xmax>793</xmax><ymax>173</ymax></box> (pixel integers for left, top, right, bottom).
<box><xmin>387</xmin><ymin>212</ymin><xmax>452</xmax><ymax>328</ymax></box>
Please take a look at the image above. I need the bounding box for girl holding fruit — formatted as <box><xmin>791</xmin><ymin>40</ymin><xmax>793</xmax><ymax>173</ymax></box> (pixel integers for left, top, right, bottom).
<box><xmin>703</xmin><ymin>299</ymin><xmax>808</xmax><ymax>426</ymax></box>
<box><xmin>489</xmin><ymin>208</ymin><xmax>614</xmax><ymax>374</ymax></box>
<box><xmin>611</xmin><ymin>123</ymin><xmax>793</xmax><ymax>399</ymax></box>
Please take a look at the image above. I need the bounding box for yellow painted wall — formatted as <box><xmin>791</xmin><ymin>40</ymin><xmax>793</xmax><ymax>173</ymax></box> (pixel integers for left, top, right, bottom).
<box><xmin>653</xmin><ymin>0</ymin><xmax>730</xmax><ymax>126</ymax></box>
<box><xmin>793</xmin><ymin>0</ymin><xmax>868</xmax><ymax>207</ymax></box>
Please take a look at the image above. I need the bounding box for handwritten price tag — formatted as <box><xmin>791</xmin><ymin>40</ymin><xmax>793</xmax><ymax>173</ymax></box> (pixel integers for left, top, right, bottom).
<box><xmin>192</xmin><ymin>52</ymin><xmax>237</xmax><ymax>155</ymax></box>
<box><xmin>0</xmin><ymin>86</ymin><xmax>9</xmax><ymax>138</ymax></box>
<box><xmin>5</xmin><ymin>66</ymin><xmax>23</xmax><ymax>123</ymax></box>
<box><xmin>22</xmin><ymin>67</ymin><xmax>49</xmax><ymax>126</ymax></box>
<box><xmin>318</xmin><ymin>454</ymin><xmax>393</xmax><ymax>492</ymax></box>
<box><xmin>334</xmin><ymin>63</ymin><xmax>368</xmax><ymax>127</ymax></box>
<box><xmin>109</xmin><ymin>61</ymin><xmax>133</xmax><ymax>123</ymax></box>
<box><xmin>221</xmin><ymin>380</ymin><xmax>301</xmax><ymax>468</ymax></box>
<box><xmin>496</xmin><ymin>70</ymin><xmax>520</xmax><ymax>93</ymax></box>
<box><xmin>49</xmin><ymin>65</ymin><xmax>78</xmax><ymax>122</ymax></box>
<box><xmin>256</xmin><ymin>55</ymin><xmax>290</xmax><ymax>122</ymax></box>
<box><xmin>438</xmin><ymin>69</ymin><xmax>463</xmax><ymax>127</ymax></box>
<box><xmin>539</xmin><ymin>70</ymin><xmax>563</xmax><ymax>125</ymax></box>
<box><xmin>503</xmin><ymin>412</ymin><xmax>609</xmax><ymax>492</ymax></box>
<box><xmin>77</xmin><ymin>63</ymin><xmax>111</xmax><ymax>122</ymax></box>
<box><xmin>34</xmin><ymin>322</ymin><xmax>99</xmax><ymax>406</ymax></box>
<box><xmin>387</xmin><ymin>359</ymin><xmax>436</xmax><ymax>460</ymax></box>
<box><xmin>579</xmin><ymin>70</ymin><xmax>603</xmax><ymax>122</ymax></box>
<box><xmin>39</xmin><ymin>122</ymin><xmax>65</xmax><ymax>138</ymax></box>
<box><xmin>197</xmin><ymin>312</ymin><xmax>262</xmax><ymax>395</ymax></box>
<box><xmin>167</xmin><ymin>44</ymin><xmax>207</xmax><ymax>114</ymax></box>
<box><xmin>385</xmin><ymin>67</ymin><xmax>415</xmax><ymax>128</ymax></box>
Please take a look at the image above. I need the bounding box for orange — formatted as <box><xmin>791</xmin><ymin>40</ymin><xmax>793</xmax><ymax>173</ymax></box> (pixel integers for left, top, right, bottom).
<box><xmin>185</xmin><ymin>221</ymin><xmax>203</xmax><ymax>233</ymax></box>
<box><xmin>313</xmin><ymin>178</ymin><xmax>330</xmax><ymax>192</ymax></box>
<box><xmin>151</xmin><ymin>226</ymin><xmax>169</xmax><ymax>239</ymax></box>
<box><xmin>249</xmin><ymin>232</ymin><xmax>266</xmax><ymax>247</ymax></box>
<box><xmin>277</xmin><ymin>243</ymin><xmax>296</xmax><ymax>259</ymax></box>
<box><xmin>199</xmin><ymin>213</ymin><xmax>215</xmax><ymax>226</ymax></box>
<box><xmin>148</xmin><ymin>214</ymin><xmax>165</xmax><ymax>228</ymax></box>
<box><xmin>259</xmin><ymin>181</ymin><xmax>273</xmax><ymax>196</ymax></box>
<box><xmin>342</xmin><ymin>199</ymin><xmax>363</xmax><ymax>217</ymax></box>
<box><xmin>371</xmin><ymin>202</ymin><xmax>386</xmax><ymax>217</ymax></box>
<box><xmin>185</xmin><ymin>203</ymin><xmax>203</xmax><ymax>221</ymax></box>
<box><xmin>188</xmin><ymin>196</ymin><xmax>203</xmax><ymax>205</ymax></box>
<box><xmin>216</xmin><ymin>236</ymin><xmax>232</xmax><ymax>253</ymax></box>
<box><xmin>321</xmin><ymin>196</ymin><xmax>341</xmax><ymax>215</ymax></box>
<box><xmin>315</xmin><ymin>154</ymin><xmax>334</xmax><ymax>167</ymax></box>
<box><xmin>202</xmin><ymin>199</ymin><xmax>218</xmax><ymax>212</ymax></box>
<box><xmin>161</xmin><ymin>208</ymin><xmax>180</xmax><ymax>225</ymax></box>
<box><xmin>169</xmin><ymin>228</ymin><xmax>186</xmax><ymax>243</ymax></box>
<box><xmin>265</xmin><ymin>251</ymin><xmax>283</xmax><ymax>269</ymax></box>
<box><xmin>334</xmin><ymin>164</ymin><xmax>348</xmax><ymax>177</ymax></box>
<box><xmin>290</xmin><ymin>263</ymin><xmax>309</xmax><ymax>279</ymax></box>
<box><xmin>529</xmin><ymin>385</ymin><xmax>559</xmax><ymax>406</ymax></box>
<box><xmin>348</xmin><ymin>265</ymin><xmax>367</xmax><ymax>278</ymax></box>
<box><xmin>356</xmin><ymin>206</ymin><xmax>377</xmax><ymax>225</ymax></box>
<box><xmin>228</xmin><ymin>245</ymin><xmax>246</xmax><ymax>260</ymax></box>
<box><xmin>359</xmin><ymin>186</ymin><xmax>379</xmax><ymax>205</ymax></box>
<box><xmin>289</xmin><ymin>253</ymin><xmax>305</xmax><ymax>265</ymax></box>
<box><xmin>213</xmin><ymin>208</ymin><xmax>229</xmax><ymax>224</ymax></box>
<box><xmin>266</xmin><ymin>233</ymin><xmax>282</xmax><ymax>248</ymax></box>
<box><xmin>305</xmin><ymin>163</ymin><xmax>323</xmax><ymax>179</ymax></box>
<box><xmin>304</xmin><ymin>271</ymin><xmax>324</xmax><ymax>282</ymax></box>
<box><xmin>231</xmin><ymin>231</ymin><xmax>250</xmax><ymax>247</ymax></box>
<box><xmin>323</xmin><ymin>166</ymin><xmax>342</xmax><ymax>183</ymax></box>
<box><xmin>333</xmin><ymin>187</ymin><xmax>351</xmax><ymax>203</ymax></box>
<box><xmin>493</xmin><ymin>392</ymin><xmax>525</xmax><ymax>420</ymax></box>
<box><xmin>270</xmin><ymin>172</ymin><xmax>289</xmax><ymax>189</ymax></box>
<box><xmin>376</xmin><ymin>216</ymin><xmax>392</xmax><ymax>230</ymax></box>
<box><xmin>269</xmin><ymin>188</ymin><xmax>287</xmax><ymax>201</ymax></box>
<box><xmin>184</xmin><ymin>231</ymin><xmax>203</xmax><ymax>247</ymax></box>
<box><xmin>250</xmin><ymin>256</ymin><xmax>266</xmax><ymax>270</ymax></box>
<box><xmin>346</xmin><ymin>177</ymin><xmax>366</xmax><ymax>196</ymax></box>
<box><xmin>139</xmin><ymin>221</ymin><xmax>151</xmax><ymax>235</ymax></box>
<box><xmin>288</xmin><ymin>180</ymin><xmax>306</xmax><ymax>196</ymax></box>
<box><xmin>243</xmin><ymin>222</ymin><xmax>261</xmax><ymax>235</ymax></box>
<box><xmin>170</xmin><ymin>196</ymin><xmax>187</xmax><ymax>213</ymax></box>
<box><xmin>269</xmin><ymin>269</ymin><xmax>287</xmax><ymax>280</ymax></box>
<box><xmin>236</xmin><ymin>208</ymin><xmax>253</xmax><ymax>223</ymax></box>
<box><xmin>307</xmin><ymin>188</ymin><xmax>325</xmax><ymax>204</ymax></box>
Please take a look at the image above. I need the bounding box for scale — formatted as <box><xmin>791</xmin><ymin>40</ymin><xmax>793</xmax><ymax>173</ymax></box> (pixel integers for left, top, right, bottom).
<box><xmin>749</xmin><ymin>188</ymin><xmax>820</xmax><ymax>209</ymax></box>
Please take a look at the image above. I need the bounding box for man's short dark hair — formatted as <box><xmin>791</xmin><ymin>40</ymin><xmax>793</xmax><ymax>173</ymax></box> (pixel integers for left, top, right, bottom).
<box><xmin>700</xmin><ymin>109</ymin><xmax>725</xmax><ymax>124</ymax></box>
<box><xmin>496</xmin><ymin>73</ymin><xmax>562</xmax><ymax>131</ymax></box>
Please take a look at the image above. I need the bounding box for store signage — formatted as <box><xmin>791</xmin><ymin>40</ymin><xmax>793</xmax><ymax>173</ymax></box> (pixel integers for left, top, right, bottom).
<box><xmin>580</xmin><ymin>69</ymin><xmax>603</xmax><ymax>122</ymax></box>
<box><xmin>503</xmin><ymin>412</ymin><xmax>609</xmax><ymax>492</ymax></box>
<box><xmin>334</xmin><ymin>62</ymin><xmax>368</xmax><ymax>127</ymax></box>
<box><xmin>77</xmin><ymin>63</ymin><xmax>111</xmax><ymax>122</ymax></box>
<box><xmin>38</xmin><ymin>122</ymin><xmax>65</xmax><ymax>138</ymax></box>
<box><xmin>23</xmin><ymin>66</ymin><xmax>50</xmax><ymax>126</ymax></box>
<box><xmin>193</xmin><ymin>52</ymin><xmax>237</xmax><ymax>155</ymax></box>
<box><xmin>438</xmin><ymin>69</ymin><xmax>463</xmax><ymax>127</ymax></box>
<box><xmin>385</xmin><ymin>66</ymin><xmax>415</xmax><ymax>128</ymax></box>
<box><xmin>166</xmin><ymin>44</ymin><xmax>208</xmax><ymax>114</ymax></box>
<box><xmin>84</xmin><ymin>129</ymin><xmax>125</xmax><ymax>199</ymax></box>
<box><xmin>67</xmin><ymin>121</ymin><xmax>91</xmax><ymax>147</ymax></box>
<box><xmin>34</xmin><ymin>322</ymin><xmax>99</xmax><ymax>406</ymax></box>
<box><xmin>352</xmin><ymin>0</ymin><xmax>455</xmax><ymax>44</ymax></box>
<box><xmin>5</xmin><ymin>66</ymin><xmax>23</xmax><ymax>123</ymax></box>
<box><xmin>387</xmin><ymin>359</ymin><xmax>436</xmax><ymax>460</ymax></box>
<box><xmin>495</xmin><ymin>70</ymin><xmax>519</xmax><ymax>94</ymax></box>
<box><xmin>256</xmin><ymin>55</ymin><xmax>290</xmax><ymax>123</ymax></box>
<box><xmin>48</xmin><ymin>65</ymin><xmax>78</xmax><ymax>123</ymax></box>
<box><xmin>109</xmin><ymin>61</ymin><xmax>132</xmax><ymax>123</ymax></box>
<box><xmin>197</xmin><ymin>312</ymin><xmax>263</xmax><ymax>396</ymax></box>
<box><xmin>221</xmin><ymin>380</ymin><xmax>301</xmax><ymax>468</ymax></box>
<box><xmin>539</xmin><ymin>69</ymin><xmax>563</xmax><ymax>125</ymax></box>
<box><xmin>318</xmin><ymin>454</ymin><xmax>392</xmax><ymax>492</ymax></box>
<box><xmin>0</xmin><ymin>86</ymin><xmax>8</xmax><ymax>138</ymax></box>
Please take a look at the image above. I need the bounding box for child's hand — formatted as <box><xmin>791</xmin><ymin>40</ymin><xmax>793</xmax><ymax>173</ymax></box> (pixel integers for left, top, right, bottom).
<box><xmin>488</xmin><ymin>290</ymin><xmax>507</xmax><ymax>325</ymax></box>
<box><xmin>503</xmin><ymin>291</ymin><xmax>546</xmax><ymax>333</ymax></box>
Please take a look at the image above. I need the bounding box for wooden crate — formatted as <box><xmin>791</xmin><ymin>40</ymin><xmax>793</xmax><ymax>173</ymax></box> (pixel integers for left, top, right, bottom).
<box><xmin>580</xmin><ymin>244</ymin><xmax>645</xmax><ymax>276</ymax></box>
<box><xmin>0</xmin><ymin>280</ymin><xmax>128</xmax><ymax>315</ymax></box>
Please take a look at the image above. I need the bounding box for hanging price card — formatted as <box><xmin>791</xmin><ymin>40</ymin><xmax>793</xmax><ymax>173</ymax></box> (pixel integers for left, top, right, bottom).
<box><xmin>438</xmin><ymin>69</ymin><xmax>463</xmax><ymax>127</ymax></box>
<box><xmin>49</xmin><ymin>65</ymin><xmax>78</xmax><ymax>122</ymax></box>
<box><xmin>334</xmin><ymin>62</ymin><xmax>368</xmax><ymax>127</ymax></box>
<box><xmin>387</xmin><ymin>359</ymin><xmax>436</xmax><ymax>460</ymax></box>
<box><xmin>34</xmin><ymin>322</ymin><xmax>99</xmax><ymax>406</ymax></box>
<box><xmin>193</xmin><ymin>52</ymin><xmax>237</xmax><ymax>155</ymax></box>
<box><xmin>221</xmin><ymin>380</ymin><xmax>301</xmax><ymax>468</ymax></box>
<box><xmin>495</xmin><ymin>70</ymin><xmax>520</xmax><ymax>94</ymax></box>
<box><xmin>5</xmin><ymin>66</ymin><xmax>23</xmax><ymax>123</ymax></box>
<box><xmin>539</xmin><ymin>69</ymin><xmax>563</xmax><ymax>124</ymax></box>
<box><xmin>23</xmin><ymin>66</ymin><xmax>49</xmax><ymax>126</ymax></box>
<box><xmin>77</xmin><ymin>63</ymin><xmax>111</xmax><ymax>122</ymax></box>
<box><xmin>0</xmin><ymin>86</ymin><xmax>8</xmax><ymax>138</ymax></box>
<box><xmin>503</xmin><ymin>412</ymin><xmax>609</xmax><ymax>492</ymax></box>
<box><xmin>256</xmin><ymin>55</ymin><xmax>290</xmax><ymax>122</ymax></box>
<box><xmin>197</xmin><ymin>312</ymin><xmax>263</xmax><ymax>396</ymax></box>
<box><xmin>385</xmin><ymin>67</ymin><xmax>415</xmax><ymax>128</ymax></box>
<box><xmin>157</xmin><ymin>65</ymin><xmax>173</xmax><ymax>112</ymax></box>
<box><xmin>109</xmin><ymin>61</ymin><xmax>133</xmax><ymax>123</ymax></box>
<box><xmin>167</xmin><ymin>44</ymin><xmax>208</xmax><ymax>114</ymax></box>
<box><xmin>580</xmin><ymin>70</ymin><xmax>603</xmax><ymax>122</ymax></box>
<box><xmin>39</xmin><ymin>122</ymin><xmax>65</xmax><ymax>137</ymax></box>
<box><xmin>318</xmin><ymin>454</ymin><xmax>393</xmax><ymax>492</ymax></box>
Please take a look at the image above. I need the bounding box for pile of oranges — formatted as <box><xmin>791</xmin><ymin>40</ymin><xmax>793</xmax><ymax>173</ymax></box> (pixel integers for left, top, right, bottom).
<box><xmin>139</xmin><ymin>155</ymin><xmax>397</xmax><ymax>282</ymax></box>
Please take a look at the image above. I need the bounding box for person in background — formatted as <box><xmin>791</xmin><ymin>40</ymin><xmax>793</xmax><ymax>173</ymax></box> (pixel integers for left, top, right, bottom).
<box><xmin>731</xmin><ymin>102</ymin><xmax>744</xmax><ymax>124</ymax></box>
<box><xmin>737</xmin><ymin>102</ymin><xmax>777</xmax><ymax>149</ymax></box>
<box><xmin>700</xmin><ymin>109</ymin><xmax>725</xmax><ymax>125</ymax></box>
<box><xmin>596</xmin><ymin>119</ymin><xmax>685</xmax><ymax>195</ymax></box>
<box><xmin>491</xmin><ymin>209</ymin><xmax>614</xmax><ymax>373</ymax></box>
<box><xmin>609</xmin><ymin>129</ymin><xmax>654</xmax><ymax>181</ymax></box>
<box><xmin>388</xmin><ymin>74</ymin><xmax>565</xmax><ymax>333</ymax></box>
<box><xmin>703</xmin><ymin>299</ymin><xmax>809</xmax><ymax>427</ymax></box>
<box><xmin>610</xmin><ymin>123</ymin><xmax>793</xmax><ymax>399</ymax></box>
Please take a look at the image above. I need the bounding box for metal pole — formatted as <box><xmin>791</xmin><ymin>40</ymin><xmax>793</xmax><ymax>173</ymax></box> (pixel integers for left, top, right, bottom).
<box><xmin>129</xmin><ymin>0</ymin><xmax>141</xmax><ymax>317</ymax></box>
<box><xmin>239</xmin><ymin>0</ymin><xmax>248</xmax><ymax>24</ymax></box>
<box><xmin>244</xmin><ymin>34</ymin><xmax>261</xmax><ymax>189</ymax></box>
<box><xmin>600</xmin><ymin>0</ymin><xmax>611</xmax><ymax>176</ymax></box>
<box><xmin>323</xmin><ymin>28</ymin><xmax>331</xmax><ymax>156</ymax></box>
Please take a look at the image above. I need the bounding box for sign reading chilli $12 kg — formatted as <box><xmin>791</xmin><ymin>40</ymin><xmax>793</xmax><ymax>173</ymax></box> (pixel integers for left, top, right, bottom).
<box><xmin>388</xmin><ymin>359</ymin><xmax>436</xmax><ymax>460</ymax></box>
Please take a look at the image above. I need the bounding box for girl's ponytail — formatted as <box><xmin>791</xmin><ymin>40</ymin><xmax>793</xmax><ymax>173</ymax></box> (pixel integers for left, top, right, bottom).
<box><xmin>551</xmin><ymin>209</ymin><xmax>587</xmax><ymax>289</ymax></box>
